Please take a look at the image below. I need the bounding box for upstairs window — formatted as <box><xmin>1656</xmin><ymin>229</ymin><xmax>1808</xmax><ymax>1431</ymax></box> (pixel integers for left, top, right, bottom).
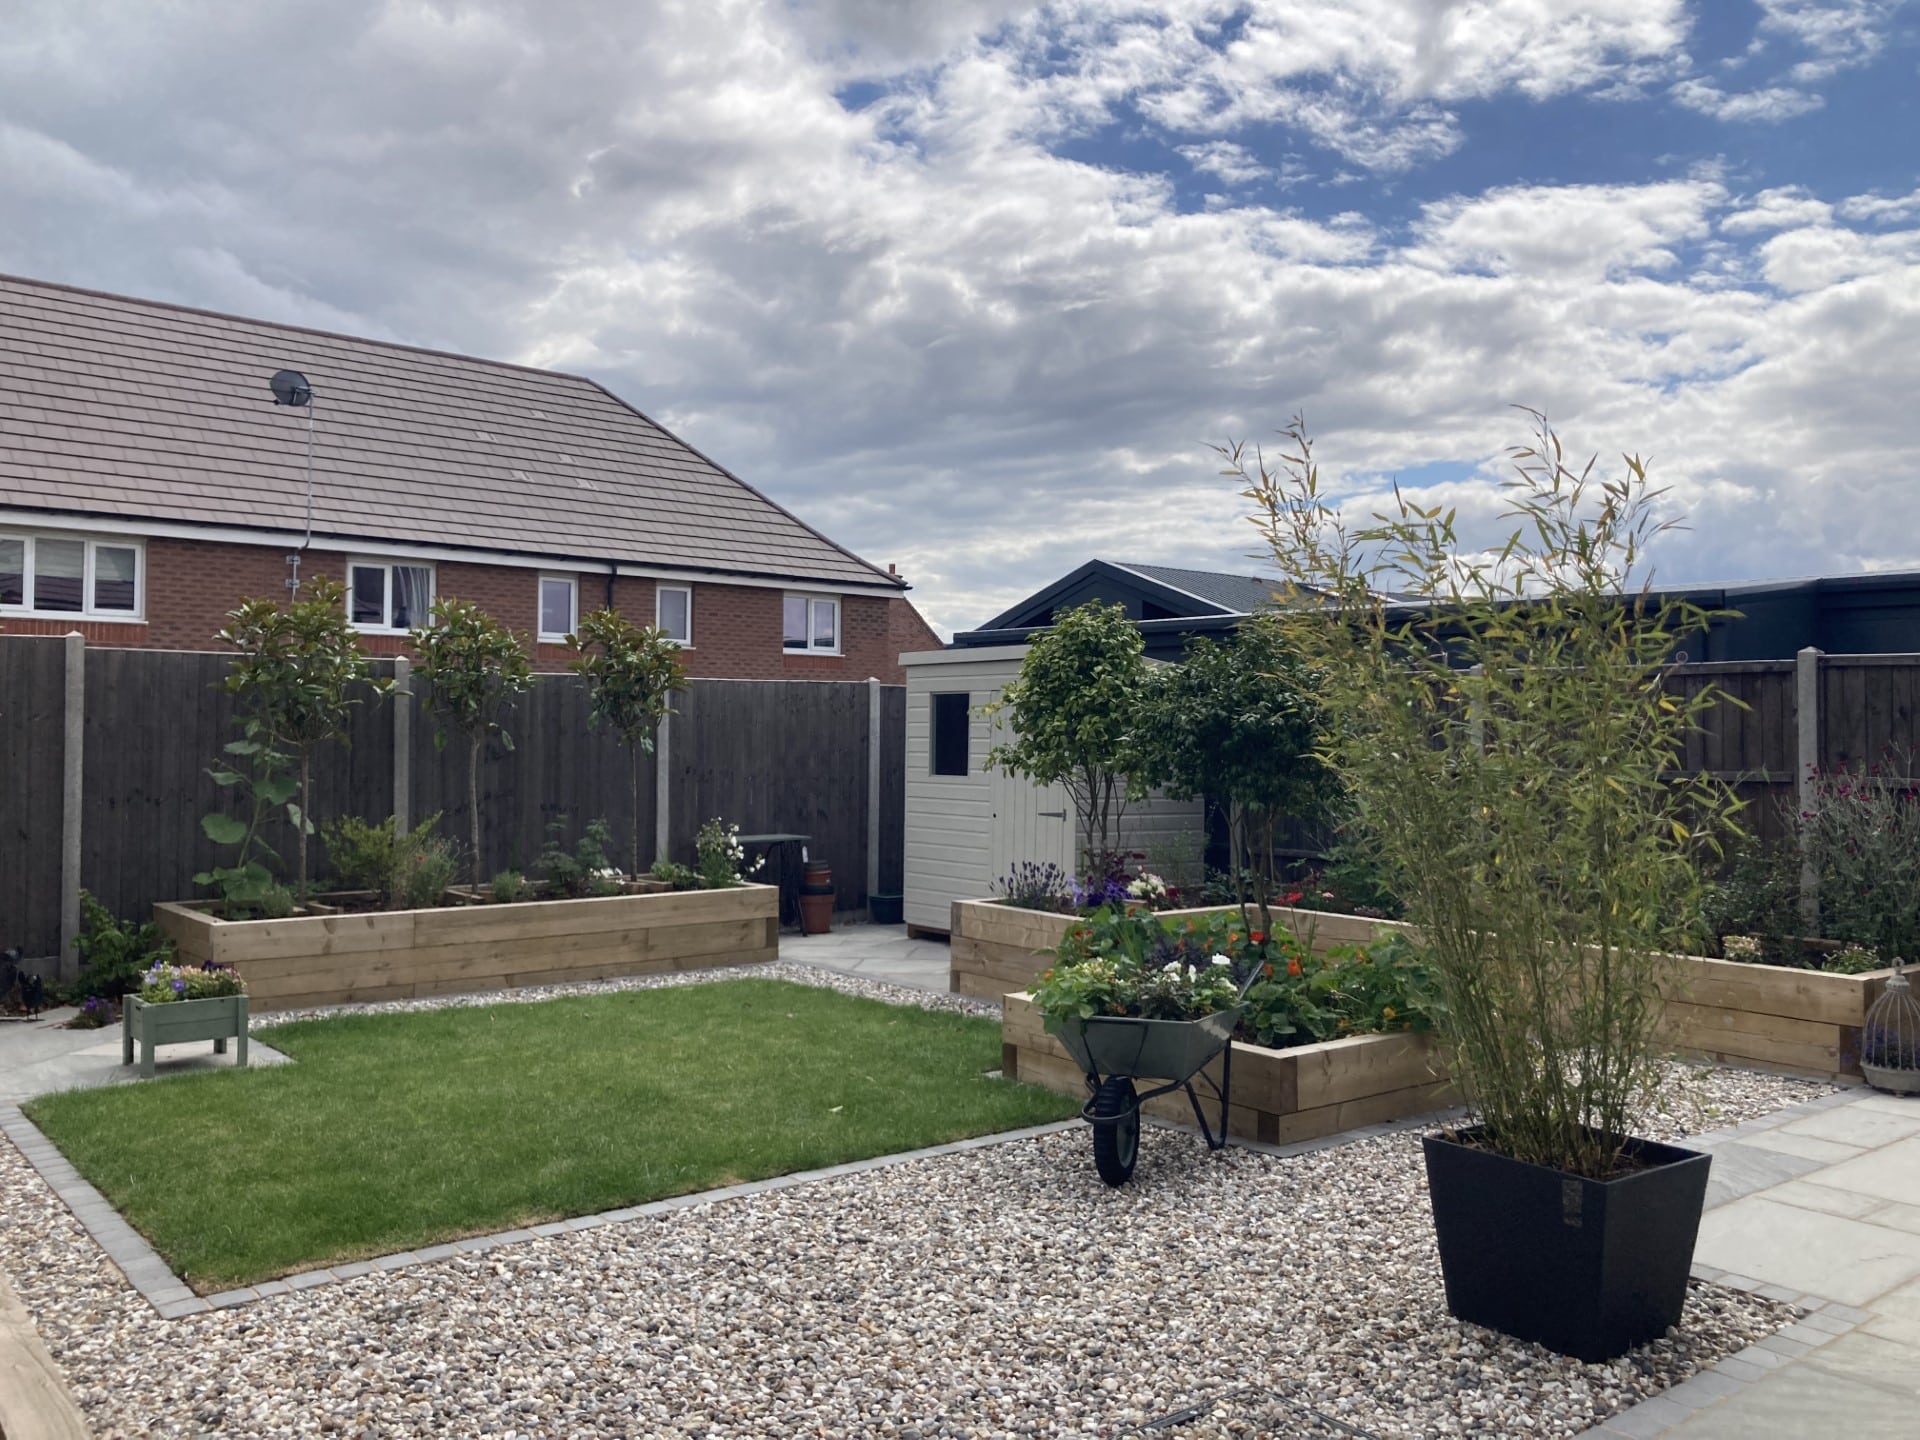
<box><xmin>783</xmin><ymin>594</ymin><xmax>839</xmax><ymax>654</ymax></box>
<box><xmin>538</xmin><ymin>575</ymin><xmax>577</xmax><ymax>643</ymax></box>
<box><xmin>0</xmin><ymin>531</ymin><xmax>143</xmax><ymax>619</ymax></box>
<box><xmin>931</xmin><ymin>692</ymin><xmax>970</xmax><ymax>776</ymax></box>
<box><xmin>347</xmin><ymin>560</ymin><xmax>434</xmax><ymax>633</ymax></box>
<box><xmin>657</xmin><ymin>585</ymin><xmax>692</xmax><ymax>645</ymax></box>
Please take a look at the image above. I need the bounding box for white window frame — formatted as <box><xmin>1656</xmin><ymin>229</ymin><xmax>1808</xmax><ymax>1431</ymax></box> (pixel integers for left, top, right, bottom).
<box><xmin>346</xmin><ymin>557</ymin><xmax>437</xmax><ymax>634</ymax></box>
<box><xmin>537</xmin><ymin>573</ymin><xmax>578</xmax><ymax>644</ymax></box>
<box><xmin>0</xmin><ymin>528</ymin><xmax>146</xmax><ymax>621</ymax></box>
<box><xmin>656</xmin><ymin>584</ymin><xmax>693</xmax><ymax>647</ymax></box>
<box><xmin>782</xmin><ymin>593</ymin><xmax>841</xmax><ymax>655</ymax></box>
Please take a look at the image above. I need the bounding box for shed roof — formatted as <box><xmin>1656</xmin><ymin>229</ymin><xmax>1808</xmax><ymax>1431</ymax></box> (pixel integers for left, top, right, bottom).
<box><xmin>0</xmin><ymin>274</ymin><xmax>901</xmax><ymax>590</ymax></box>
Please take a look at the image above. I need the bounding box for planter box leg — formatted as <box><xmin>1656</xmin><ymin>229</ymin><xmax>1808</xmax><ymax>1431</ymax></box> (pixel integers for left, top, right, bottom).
<box><xmin>237</xmin><ymin>999</ymin><xmax>248</xmax><ymax>1067</ymax></box>
<box><xmin>214</xmin><ymin>1037</ymin><xmax>226</xmax><ymax>1055</ymax></box>
<box><xmin>121</xmin><ymin>1007</ymin><xmax>133</xmax><ymax>1068</ymax></box>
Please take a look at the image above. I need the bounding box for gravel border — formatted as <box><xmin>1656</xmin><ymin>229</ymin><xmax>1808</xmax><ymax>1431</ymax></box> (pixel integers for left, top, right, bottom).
<box><xmin>0</xmin><ymin>963</ymin><xmax>1848</xmax><ymax>1438</ymax></box>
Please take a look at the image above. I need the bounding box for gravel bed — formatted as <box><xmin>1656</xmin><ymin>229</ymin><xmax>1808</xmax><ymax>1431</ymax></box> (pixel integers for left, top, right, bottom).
<box><xmin>250</xmin><ymin>960</ymin><xmax>1005</xmax><ymax>1028</ymax></box>
<box><xmin>1</xmin><ymin>966</ymin><xmax>1836</xmax><ymax>1439</ymax></box>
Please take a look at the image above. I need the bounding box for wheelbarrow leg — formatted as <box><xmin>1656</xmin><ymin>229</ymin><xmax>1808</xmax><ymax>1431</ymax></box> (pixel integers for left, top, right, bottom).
<box><xmin>1185</xmin><ymin>1043</ymin><xmax>1233</xmax><ymax>1152</ymax></box>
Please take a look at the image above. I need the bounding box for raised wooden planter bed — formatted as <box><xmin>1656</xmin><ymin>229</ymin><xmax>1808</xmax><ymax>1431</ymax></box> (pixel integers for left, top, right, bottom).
<box><xmin>949</xmin><ymin>897</ymin><xmax>1412</xmax><ymax>999</ymax></box>
<box><xmin>1003</xmin><ymin>992</ymin><xmax>1455</xmax><ymax>1146</ymax></box>
<box><xmin>153</xmin><ymin>884</ymin><xmax>779</xmax><ymax>1012</ymax></box>
<box><xmin>963</xmin><ymin>896</ymin><xmax>1892</xmax><ymax>1082</ymax></box>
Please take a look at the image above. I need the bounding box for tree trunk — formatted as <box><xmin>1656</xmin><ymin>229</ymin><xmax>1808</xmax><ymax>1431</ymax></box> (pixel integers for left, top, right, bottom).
<box><xmin>297</xmin><ymin>752</ymin><xmax>312</xmax><ymax>904</ymax></box>
<box><xmin>631</xmin><ymin>744</ymin><xmax>643</xmax><ymax>878</ymax></box>
<box><xmin>468</xmin><ymin>732</ymin><xmax>483</xmax><ymax>885</ymax></box>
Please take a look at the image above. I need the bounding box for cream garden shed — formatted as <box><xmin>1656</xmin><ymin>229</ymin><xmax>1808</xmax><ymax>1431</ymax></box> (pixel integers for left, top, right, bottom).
<box><xmin>899</xmin><ymin>643</ymin><xmax>1202</xmax><ymax>934</ymax></box>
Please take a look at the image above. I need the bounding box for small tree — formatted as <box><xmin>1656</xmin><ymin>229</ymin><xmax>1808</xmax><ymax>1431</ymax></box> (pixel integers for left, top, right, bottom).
<box><xmin>408</xmin><ymin>599</ymin><xmax>532</xmax><ymax>883</ymax></box>
<box><xmin>566</xmin><ymin>607</ymin><xmax>688</xmax><ymax>877</ymax></box>
<box><xmin>1129</xmin><ymin>615</ymin><xmax>1338</xmax><ymax>931</ymax></box>
<box><xmin>984</xmin><ymin>600</ymin><xmax>1146</xmax><ymax>879</ymax></box>
<box><xmin>1233</xmin><ymin>412</ymin><xmax>1743</xmax><ymax>1178</ymax></box>
<box><xmin>209</xmin><ymin>577</ymin><xmax>380</xmax><ymax>906</ymax></box>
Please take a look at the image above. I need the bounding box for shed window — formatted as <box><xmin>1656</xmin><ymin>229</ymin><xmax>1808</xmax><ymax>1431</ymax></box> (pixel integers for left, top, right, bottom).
<box><xmin>931</xmin><ymin>692</ymin><xmax>970</xmax><ymax>776</ymax></box>
<box><xmin>0</xmin><ymin>531</ymin><xmax>144</xmax><ymax>619</ymax></box>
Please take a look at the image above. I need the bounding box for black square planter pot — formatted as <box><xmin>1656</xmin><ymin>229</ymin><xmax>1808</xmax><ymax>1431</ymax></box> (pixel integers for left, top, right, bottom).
<box><xmin>1422</xmin><ymin>1128</ymin><xmax>1712</xmax><ymax>1363</ymax></box>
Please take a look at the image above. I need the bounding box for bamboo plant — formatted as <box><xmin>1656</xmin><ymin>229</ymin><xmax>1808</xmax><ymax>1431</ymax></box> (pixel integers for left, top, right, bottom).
<box><xmin>1232</xmin><ymin>412</ymin><xmax>1743</xmax><ymax>1178</ymax></box>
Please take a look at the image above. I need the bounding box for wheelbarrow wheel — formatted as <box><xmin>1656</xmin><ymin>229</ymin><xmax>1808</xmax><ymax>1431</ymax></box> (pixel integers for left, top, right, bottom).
<box><xmin>1090</xmin><ymin>1077</ymin><xmax>1140</xmax><ymax>1185</ymax></box>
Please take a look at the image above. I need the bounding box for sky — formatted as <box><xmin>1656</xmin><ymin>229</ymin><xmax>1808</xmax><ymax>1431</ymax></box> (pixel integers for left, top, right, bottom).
<box><xmin>1</xmin><ymin>1</ymin><xmax>1917</xmax><ymax>636</ymax></box>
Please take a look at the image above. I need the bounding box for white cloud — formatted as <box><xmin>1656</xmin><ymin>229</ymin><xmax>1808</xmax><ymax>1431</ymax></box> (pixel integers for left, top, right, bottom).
<box><xmin>1670</xmin><ymin>76</ymin><xmax>1825</xmax><ymax>121</ymax></box>
<box><xmin>0</xmin><ymin>0</ymin><xmax>1915</xmax><ymax>634</ymax></box>
<box><xmin>1175</xmin><ymin>140</ymin><xmax>1270</xmax><ymax>185</ymax></box>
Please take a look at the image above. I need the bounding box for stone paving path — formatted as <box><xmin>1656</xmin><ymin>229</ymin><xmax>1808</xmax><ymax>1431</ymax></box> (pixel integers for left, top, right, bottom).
<box><xmin>1584</xmin><ymin>1089</ymin><xmax>1920</xmax><ymax>1439</ymax></box>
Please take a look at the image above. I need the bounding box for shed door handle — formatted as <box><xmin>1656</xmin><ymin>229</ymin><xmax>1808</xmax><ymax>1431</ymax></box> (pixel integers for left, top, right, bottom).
<box><xmin>1037</xmin><ymin>810</ymin><xmax>1067</xmax><ymax>819</ymax></box>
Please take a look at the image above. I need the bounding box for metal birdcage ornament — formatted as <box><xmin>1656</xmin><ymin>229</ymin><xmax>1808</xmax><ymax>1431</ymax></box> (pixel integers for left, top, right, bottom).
<box><xmin>1862</xmin><ymin>964</ymin><xmax>1920</xmax><ymax>1095</ymax></box>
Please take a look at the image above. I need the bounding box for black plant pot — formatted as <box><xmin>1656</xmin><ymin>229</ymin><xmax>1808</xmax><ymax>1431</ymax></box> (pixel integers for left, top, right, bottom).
<box><xmin>1422</xmin><ymin>1128</ymin><xmax>1712</xmax><ymax>1363</ymax></box>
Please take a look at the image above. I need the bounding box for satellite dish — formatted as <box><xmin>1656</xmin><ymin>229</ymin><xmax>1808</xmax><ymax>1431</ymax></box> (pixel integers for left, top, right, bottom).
<box><xmin>269</xmin><ymin>369</ymin><xmax>313</xmax><ymax>407</ymax></box>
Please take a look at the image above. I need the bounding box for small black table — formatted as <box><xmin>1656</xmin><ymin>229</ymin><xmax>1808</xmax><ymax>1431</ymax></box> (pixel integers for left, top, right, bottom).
<box><xmin>736</xmin><ymin>832</ymin><xmax>810</xmax><ymax>929</ymax></box>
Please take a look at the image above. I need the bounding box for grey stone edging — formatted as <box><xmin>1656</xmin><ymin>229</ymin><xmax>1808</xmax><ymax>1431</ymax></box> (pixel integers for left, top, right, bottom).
<box><xmin>0</xmin><ymin>1103</ymin><xmax>1082</xmax><ymax>1319</ymax></box>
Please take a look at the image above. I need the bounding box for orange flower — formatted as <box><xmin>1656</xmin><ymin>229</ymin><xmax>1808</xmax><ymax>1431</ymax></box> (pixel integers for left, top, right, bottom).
<box><xmin>1250</xmin><ymin>931</ymin><xmax>1266</xmax><ymax>945</ymax></box>
<box><xmin>1287</xmin><ymin>958</ymin><xmax>1303</xmax><ymax>977</ymax></box>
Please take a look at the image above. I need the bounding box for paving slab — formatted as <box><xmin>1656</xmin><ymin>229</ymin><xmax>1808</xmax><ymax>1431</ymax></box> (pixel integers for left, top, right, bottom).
<box><xmin>1694</xmin><ymin>1139</ymin><xmax>1826</xmax><ymax>1207</ymax></box>
<box><xmin>1797</xmin><ymin>1134</ymin><xmax>1920</xmax><ymax>1208</ymax></box>
<box><xmin>1735</xmin><ymin>1129</ymin><xmax>1866</xmax><ymax>1165</ymax></box>
<box><xmin>780</xmin><ymin>924</ymin><xmax>951</xmax><ymax>992</ymax></box>
<box><xmin>1659</xmin><ymin>1361</ymin><xmax>1917</xmax><ymax>1439</ymax></box>
<box><xmin>1764</xmin><ymin>1178</ymin><xmax>1890</xmax><ymax>1220</ymax></box>
<box><xmin>1777</xmin><ymin>1105</ymin><xmax>1920</xmax><ymax>1150</ymax></box>
<box><xmin>1694</xmin><ymin>1196</ymin><xmax>1920</xmax><ymax>1306</ymax></box>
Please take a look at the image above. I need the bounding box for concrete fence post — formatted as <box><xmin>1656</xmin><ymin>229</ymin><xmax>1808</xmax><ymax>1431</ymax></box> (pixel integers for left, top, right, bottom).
<box><xmin>392</xmin><ymin>655</ymin><xmax>412</xmax><ymax>836</ymax></box>
<box><xmin>867</xmin><ymin>677</ymin><xmax>883</xmax><ymax>916</ymax></box>
<box><xmin>1795</xmin><ymin>646</ymin><xmax>1823</xmax><ymax>931</ymax></box>
<box><xmin>59</xmin><ymin>632</ymin><xmax>84</xmax><ymax>984</ymax></box>
<box><xmin>654</xmin><ymin>709</ymin><xmax>671</xmax><ymax>865</ymax></box>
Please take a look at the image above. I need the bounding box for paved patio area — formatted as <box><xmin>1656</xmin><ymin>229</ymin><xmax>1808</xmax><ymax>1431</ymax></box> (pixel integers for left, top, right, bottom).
<box><xmin>780</xmin><ymin>920</ymin><xmax>951</xmax><ymax>992</ymax></box>
<box><xmin>1586</xmin><ymin>1089</ymin><xmax>1920</xmax><ymax>1439</ymax></box>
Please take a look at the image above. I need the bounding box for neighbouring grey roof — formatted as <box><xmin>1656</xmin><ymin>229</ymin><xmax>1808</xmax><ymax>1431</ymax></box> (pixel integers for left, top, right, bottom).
<box><xmin>0</xmin><ymin>274</ymin><xmax>900</xmax><ymax>590</ymax></box>
<box><xmin>1111</xmin><ymin>562</ymin><xmax>1280</xmax><ymax>614</ymax></box>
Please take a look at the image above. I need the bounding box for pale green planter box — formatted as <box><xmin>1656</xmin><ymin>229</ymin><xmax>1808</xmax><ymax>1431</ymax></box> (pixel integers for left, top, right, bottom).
<box><xmin>121</xmin><ymin>994</ymin><xmax>250</xmax><ymax>1079</ymax></box>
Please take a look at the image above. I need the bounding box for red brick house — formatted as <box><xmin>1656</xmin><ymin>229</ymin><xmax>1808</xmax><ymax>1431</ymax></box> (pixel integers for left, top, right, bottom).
<box><xmin>0</xmin><ymin>275</ymin><xmax>940</xmax><ymax>678</ymax></box>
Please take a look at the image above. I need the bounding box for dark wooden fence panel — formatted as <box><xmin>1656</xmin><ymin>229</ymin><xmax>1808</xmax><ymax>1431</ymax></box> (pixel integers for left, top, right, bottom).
<box><xmin>0</xmin><ymin>638</ymin><xmax>67</xmax><ymax>957</ymax></box>
<box><xmin>406</xmin><ymin>672</ymin><xmax>655</xmax><ymax>883</ymax></box>
<box><xmin>669</xmin><ymin>680</ymin><xmax>872</xmax><ymax>911</ymax></box>
<box><xmin>877</xmin><ymin>685</ymin><xmax>906</xmax><ymax>896</ymax></box>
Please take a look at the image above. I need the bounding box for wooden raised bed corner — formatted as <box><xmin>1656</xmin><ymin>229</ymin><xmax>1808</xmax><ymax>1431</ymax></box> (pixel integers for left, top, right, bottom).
<box><xmin>153</xmin><ymin>884</ymin><xmax>779</xmax><ymax>1011</ymax></box>
<box><xmin>1003</xmin><ymin>992</ymin><xmax>1456</xmax><ymax>1146</ymax></box>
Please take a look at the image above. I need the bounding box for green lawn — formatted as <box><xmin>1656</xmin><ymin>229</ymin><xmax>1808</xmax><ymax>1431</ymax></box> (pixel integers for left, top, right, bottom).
<box><xmin>25</xmin><ymin>979</ymin><xmax>1077</xmax><ymax>1289</ymax></box>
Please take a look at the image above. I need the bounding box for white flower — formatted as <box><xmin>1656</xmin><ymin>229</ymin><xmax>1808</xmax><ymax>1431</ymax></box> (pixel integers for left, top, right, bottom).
<box><xmin>1210</xmin><ymin>953</ymin><xmax>1232</xmax><ymax>967</ymax></box>
<box><xmin>1163</xmin><ymin>961</ymin><xmax>1181</xmax><ymax>973</ymax></box>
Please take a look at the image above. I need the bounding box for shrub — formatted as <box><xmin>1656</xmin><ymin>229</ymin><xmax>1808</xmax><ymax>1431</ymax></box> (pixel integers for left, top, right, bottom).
<box><xmin>538</xmin><ymin>819</ymin><xmax>621</xmax><ymax>899</ymax></box>
<box><xmin>993</xmin><ymin>860</ymin><xmax>1074</xmax><ymax>912</ymax></box>
<box><xmin>490</xmin><ymin>870</ymin><xmax>531</xmax><ymax>904</ymax></box>
<box><xmin>1701</xmin><ymin>836</ymin><xmax>1802</xmax><ymax>963</ymax></box>
<box><xmin>1825</xmin><ymin>943</ymin><xmax>1886</xmax><ymax>975</ymax></box>
<box><xmin>70</xmin><ymin>890</ymin><xmax>173</xmax><ymax>1001</ymax></box>
<box><xmin>567</xmin><ymin>609</ymin><xmax>688</xmax><ymax>878</ymax></box>
<box><xmin>392</xmin><ymin>830</ymin><xmax>460</xmax><ymax>910</ymax></box>
<box><xmin>1803</xmin><ymin>762</ymin><xmax>1920</xmax><ymax>963</ymax></box>
<box><xmin>321</xmin><ymin>812</ymin><xmax>456</xmax><ymax>911</ymax></box>
<box><xmin>649</xmin><ymin>859</ymin><xmax>701</xmax><ymax>891</ymax></box>
<box><xmin>1243</xmin><ymin>933</ymin><xmax>1436</xmax><ymax>1049</ymax></box>
<box><xmin>694</xmin><ymin>819</ymin><xmax>763</xmax><ymax>890</ymax></box>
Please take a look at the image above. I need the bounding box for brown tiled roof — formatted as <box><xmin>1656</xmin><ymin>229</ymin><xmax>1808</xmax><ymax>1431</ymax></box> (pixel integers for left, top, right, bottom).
<box><xmin>0</xmin><ymin>274</ymin><xmax>901</xmax><ymax>590</ymax></box>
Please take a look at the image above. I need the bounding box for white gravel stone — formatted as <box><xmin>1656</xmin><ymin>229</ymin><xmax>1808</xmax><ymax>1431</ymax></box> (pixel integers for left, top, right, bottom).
<box><xmin>0</xmin><ymin>963</ymin><xmax>1834</xmax><ymax>1439</ymax></box>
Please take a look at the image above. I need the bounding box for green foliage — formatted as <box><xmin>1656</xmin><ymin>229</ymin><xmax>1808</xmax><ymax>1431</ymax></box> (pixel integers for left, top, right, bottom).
<box><xmin>648</xmin><ymin>859</ymin><xmax>702</xmax><ymax>891</ymax></box>
<box><xmin>1131</xmin><ymin>615</ymin><xmax>1338</xmax><ymax>927</ymax></box>
<box><xmin>1802</xmin><ymin>763</ymin><xmax>1920</xmax><ymax>963</ymax></box>
<box><xmin>694</xmin><ymin>818</ymin><xmax>762</xmax><ymax>890</ymax></box>
<box><xmin>137</xmin><ymin>961</ymin><xmax>246</xmax><ymax>1005</ymax></box>
<box><xmin>320</xmin><ymin>812</ymin><xmax>457</xmax><ymax>911</ymax></box>
<box><xmin>409</xmin><ymin>598</ymin><xmax>531</xmax><ymax>884</ymax></box>
<box><xmin>1034</xmin><ymin>911</ymin><xmax>1243</xmax><ymax>1025</ymax></box>
<box><xmin>568</xmin><ymin>607</ymin><xmax>689</xmax><ymax>876</ymax></box>
<box><xmin>1234</xmin><ymin>412</ymin><xmax>1744</xmax><ymax>1178</ymax></box>
<box><xmin>983</xmin><ymin>601</ymin><xmax>1146</xmax><ymax>878</ymax></box>
<box><xmin>203</xmin><ymin>577</ymin><xmax>382</xmax><ymax>907</ymax></box>
<box><xmin>70</xmin><ymin>891</ymin><xmax>173</xmax><ymax>1001</ymax></box>
<box><xmin>1824</xmin><ymin>943</ymin><xmax>1886</xmax><ymax>975</ymax></box>
<box><xmin>537</xmin><ymin>819</ymin><xmax>620</xmax><ymax>898</ymax></box>
<box><xmin>490</xmin><ymin>869</ymin><xmax>532</xmax><ymax>904</ymax></box>
<box><xmin>1700</xmin><ymin>836</ymin><xmax>1803</xmax><ymax>963</ymax></box>
<box><xmin>1242</xmin><ymin>933</ymin><xmax>1437</xmax><ymax>1049</ymax></box>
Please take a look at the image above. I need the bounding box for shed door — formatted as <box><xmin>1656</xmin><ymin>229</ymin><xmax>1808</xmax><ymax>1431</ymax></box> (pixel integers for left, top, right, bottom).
<box><xmin>985</xmin><ymin>703</ymin><xmax>1075</xmax><ymax>881</ymax></box>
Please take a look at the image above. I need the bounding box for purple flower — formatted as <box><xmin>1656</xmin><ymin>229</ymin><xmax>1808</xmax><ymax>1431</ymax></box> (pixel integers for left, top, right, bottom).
<box><xmin>172</xmin><ymin>978</ymin><xmax>186</xmax><ymax>993</ymax></box>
